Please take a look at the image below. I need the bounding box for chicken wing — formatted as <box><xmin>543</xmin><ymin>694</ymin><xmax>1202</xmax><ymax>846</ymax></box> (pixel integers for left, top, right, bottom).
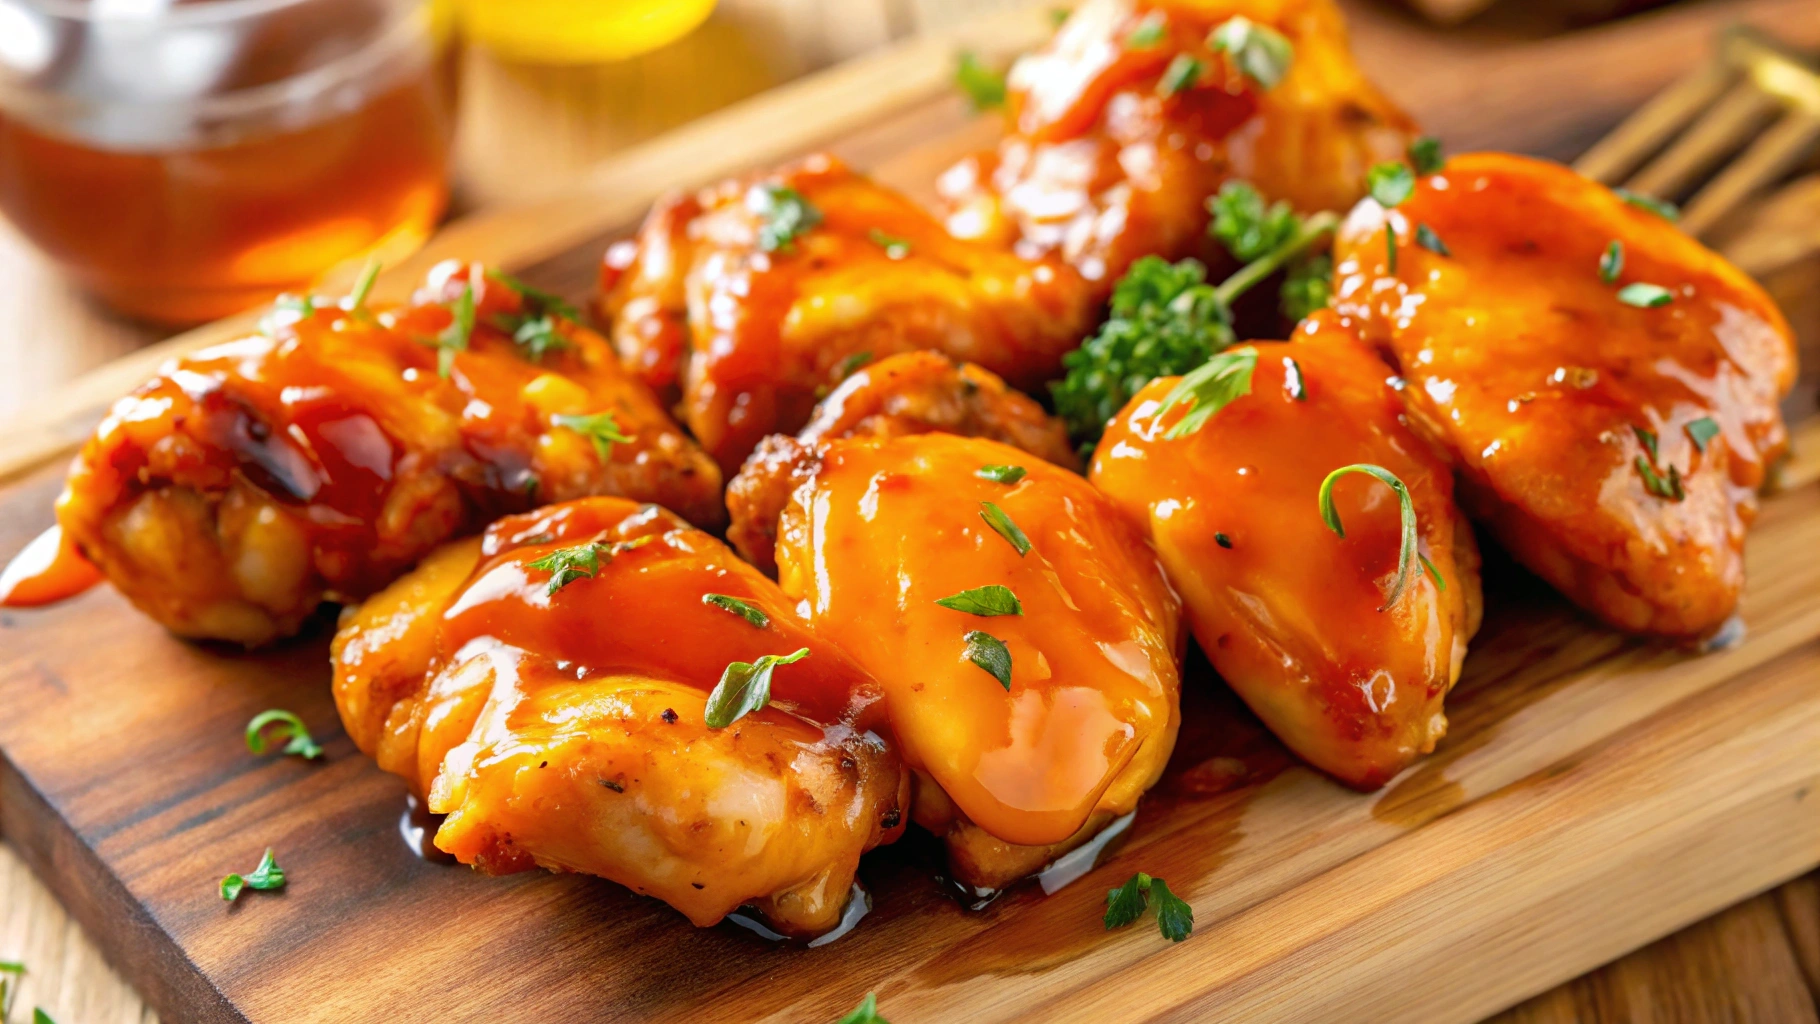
<box><xmin>726</xmin><ymin>350</ymin><xmax>1078</xmax><ymax>574</ymax></box>
<box><xmin>597</xmin><ymin>153</ymin><xmax>1097</xmax><ymax>474</ymax></box>
<box><xmin>332</xmin><ymin>496</ymin><xmax>906</xmax><ymax>937</ymax></box>
<box><xmin>937</xmin><ymin>0</ymin><xmax>1416</xmax><ymax>288</ymax></box>
<box><xmin>48</xmin><ymin>261</ymin><xmax>721</xmax><ymax>645</ymax></box>
<box><xmin>733</xmin><ymin>426</ymin><xmax>1181</xmax><ymax>890</ymax></box>
<box><xmin>1091</xmin><ymin>317</ymin><xmax>1480</xmax><ymax>788</ymax></box>
<box><xmin>1331</xmin><ymin>152</ymin><xmax>1797</xmax><ymax>639</ymax></box>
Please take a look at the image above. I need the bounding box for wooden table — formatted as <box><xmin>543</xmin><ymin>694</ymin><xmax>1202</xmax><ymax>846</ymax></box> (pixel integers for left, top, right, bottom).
<box><xmin>1</xmin><ymin>1</ymin><xmax>1816</xmax><ymax>1021</ymax></box>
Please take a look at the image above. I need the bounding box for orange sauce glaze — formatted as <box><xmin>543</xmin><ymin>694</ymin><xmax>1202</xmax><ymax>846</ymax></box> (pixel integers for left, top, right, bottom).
<box><xmin>1090</xmin><ymin>319</ymin><xmax>1480</xmax><ymax>789</ymax></box>
<box><xmin>772</xmin><ymin>432</ymin><xmax>1183</xmax><ymax>846</ymax></box>
<box><xmin>0</xmin><ymin>525</ymin><xmax>104</xmax><ymax>607</ymax></box>
<box><xmin>937</xmin><ymin>0</ymin><xmax>1416</xmax><ymax>287</ymax></box>
<box><xmin>1331</xmin><ymin>152</ymin><xmax>1796</xmax><ymax>638</ymax></box>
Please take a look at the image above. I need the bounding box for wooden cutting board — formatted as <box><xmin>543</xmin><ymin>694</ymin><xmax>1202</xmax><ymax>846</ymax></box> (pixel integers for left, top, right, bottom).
<box><xmin>3</xmin><ymin>3</ymin><xmax>1819</xmax><ymax>1022</ymax></box>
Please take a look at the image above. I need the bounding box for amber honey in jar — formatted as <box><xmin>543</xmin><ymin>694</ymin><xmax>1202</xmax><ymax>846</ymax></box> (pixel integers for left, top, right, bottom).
<box><xmin>0</xmin><ymin>0</ymin><xmax>457</xmax><ymax>324</ymax></box>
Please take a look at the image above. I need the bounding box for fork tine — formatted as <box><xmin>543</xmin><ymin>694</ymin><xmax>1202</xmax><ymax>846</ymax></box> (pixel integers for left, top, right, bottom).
<box><xmin>1575</xmin><ymin>59</ymin><xmax>1736</xmax><ymax>184</ymax></box>
<box><xmin>1681</xmin><ymin>110</ymin><xmax>1820</xmax><ymax>236</ymax></box>
<box><xmin>1624</xmin><ymin>82</ymin><xmax>1780</xmax><ymax>199</ymax></box>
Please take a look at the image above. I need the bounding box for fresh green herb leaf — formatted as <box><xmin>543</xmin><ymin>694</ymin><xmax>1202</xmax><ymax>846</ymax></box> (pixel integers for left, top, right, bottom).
<box><xmin>703</xmin><ymin>593</ymin><xmax>770</xmax><ymax>629</ymax></box>
<box><xmin>955</xmin><ymin>51</ymin><xmax>1008</xmax><ymax>111</ymax></box>
<box><xmin>1215</xmin><ymin>532</ymin><xmax>1234</xmax><ymax>549</ymax></box>
<box><xmin>1</xmin><ymin>960</ymin><xmax>21</xmax><ymax>1024</ymax></box>
<box><xmin>220</xmin><ymin>848</ymin><xmax>285</xmax><ymax>902</ymax></box>
<box><xmin>1157</xmin><ymin>53</ymin><xmax>1203</xmax><ymax>96</ymax></box>
<box><xmin>276</xmin><ymin>294</ymin><xmax>317</xmax><ymax>318</ymax></box>
<box><xmin>836</xmin><ymin>992</ymin><xmax>891</xmax><ymax>1024</ymax></box>
<box><xmin>1632</xmin><ymin>425</ymin><xmax>1659</xmax><ymax>462</ymax></box>
<box><xmin>245</xmin><ymin>710</ymin><xmax>323</xmax><ymax>760</ymax></box>
<box><xmin>1408</xmin><ymin>135</ymin><xmax>1445</xmax><ymax>176</ymax></box>
<box><xmin>34</xmin><ymin>1010</ymin><xmax>54</xmax><ymax>1024</ymax></box>
<box><xmin>1104</xmin><ymin>872</ymin><xmax>1152</xmax><ymax>929</ymax></box>
<box><xmin>1420</xmin><ymin>553</ymin><xmax>1446</xmax><ymax>591</ymax></box>
<box><xmin>1317</xmin><ymin>463</ymin><xmax>1438</xmax><ymax>612</ymax></box>
<box><xmin>1126</xmin><ymin>11</ymin><xmax>1167</xmax><ymax>48</ymax></box>
<box><xmin>436</xmin><ymin>282</ymin><xmax>476</xmax><ymax>378</ymax></box>
<box><xmin>979</xmin><ymin>502</ymin><xmax>1032</xmax><ymax>556</ymax></box>
<box><xmin>935</xmin><ymin>585</ymin><xmax>1023</xmax><ymax>617</ymax></box>
<box><xmin>1635</xmin><ymin>456</ymin><xmax>1686</xmax><ymax>501</ymax></box>
<box><xmin>976</xmin><ymin>464</ymin><xmax>1027</xmax><ymax>485</ymax></box>
<box><xmin>1149</xmin><ymin>878</ymin><xmax>1194</xmax><ymax>942</ymax></box>
<box><xmin>1208</xmin><ymin>181</ymin><xmax>1299</xmax><ymax>263</ymax></box>
<box><xmin>1049</xmin><ymin>7</ymin><xmax>1072</xmax><ymax>27</ymax></box>
<box><xmin>486</xmin><ymin>268</ymin><xmax>581</xmax><ymax>322</ymax></box>
<box><xmin>1685</xmin><ymin>416</ymin><xmax>1720</xmax><ymax>453</ymax></box>
<box><xmin>1367</xmin><ymin>162</ymin><xmax>1415</xmax><ymax>209</ymax></box>
<box><xmin>704</xmin><ymin>649</ymin><xmax>810</xmax><ymax>729</ymax></box>
<box><xmin>867</xmin><ymin>228</ymin><xmax>911</xmax><ymax>259</ymax></box>
<box><xmin>0</xmin><ymin>963</ymin><xmax>21</xmax><ymax>975</ymax></box>
<box><xmin>748</xmin><ymin>183</ymin><xmax>824</xmax><ymax>253</ymax></box>
<box><xmin>347</xmin><ymin>258</ymin><xmax>381</xmax><ymax>322</ymax></box>
<box><xmin>1159</xmin><ymin>348</ymin><xmax>1258</xmax><ymax>439</ymax></box>
<box><xmin>1281</xmin><ymin>253</ymin><xmax>1332</xmax><ymax>321</ymax></box>
<box><xmin>1617</xmin><ymin>283</ymin><xmax>1673</xmax><ymax>308</ymax></box>
<box><xmin>1615</xmin><ymin>188</ymin><xmax>1680</xmax><ymax>221</ymax></box>
<box><xmin>835</xmin><ymin>351</ymin><xmax>874</xmax><ymax>380</ymax></box>
<box><xmin>553</xmin><ymin>411</ymin><xmax>632</xmax><ymax>462</ymax></box>
<box><xmin>1283</xmin><ymin>356</ymin><xmax>1306</xmax><ymax>401</ymax></box>
<box><xmin>525</xmin><ymin>539</ymin><xmax>649</xmax><ymax>596</ymax></box>
<box><xmin>1413</xmin><ymin>223</ymin><xmax>1450</xmax><ymax>257</ymax></box>
<box><xmin>1599</xmin><ymin>240</ymin><xmax>1624</xmax><ymax>285</ymax></box>
<box><xmin>508</xmin><ymin>315</ymin><xmax>571</xmax><ymax>363</ymax></box>
<box><xmin>1208</xmin><ymin>16</ymin><xmax>1293</xmax><ymax>90</ymax></box>
<box><xmin>962</xmin><ymin>631</ymin><xmax>1013</xmax><ymax>689</ymax></box>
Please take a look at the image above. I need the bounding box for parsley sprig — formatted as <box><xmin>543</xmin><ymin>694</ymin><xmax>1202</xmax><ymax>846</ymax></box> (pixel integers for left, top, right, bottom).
<box><xmin>836</xmin><ymin>992</ymin><xmax>890</xmax><ymax>1024</ymax></box>
<box><xmin>526</xmin><ymin>536</ymin><xmax>651</xmax><ymax>596</ymax></box>
<box><xmin>1104</xmin><ymin>872</ymin><xmax>1193</xmax><ymax>942</ymax></box>
<box><xmin>936</xmin><ymin>585</ymin><xmax>1022</xmax><ymax>617</ymax></box>
<box><xmin>962</xmin><ymin>631</ymin><xmax>1013</xmax><ymax>689</ymax></box>
<box><xmin>703</xmin><ymin>593</ymin><xmax>769</xmax><ymax>629</ymax></box>
<box><xmin>954</xmin><ymin>52</ymin><xmax>1007</xmax><ymax>111</ymax></box>
<box><xmin>1208</xmin><ymin>16</ymin><xmax>1293</xmax><ymax>89</ymax></box>
<box><xmin>554</xmin><ymin>411</ymin><xmax>632</xmax><ymax>462</ymax></box>
<box><xmin>436</xmin><ymin>282</ymin><xmax>476</xmax><ymax>378</ymax></box>
<box><xmin>704</xmin><ymin>649</ymin><xmax>811</xmax><ymax>729</ymax></box>
<box><xmin>245</xmin><ymin>710</ymin><xmax>323</xmax><ymax>760</ymax></box>
<box><xmin>748</xmin><ymin>184</ymin><xmax>823</xmax><ymax>253</ymax></box>
<box><xmin>220</xmin><ymin>848</ymin><xmax>286</xmax><ymax>902</ymax></box>
<box><xmin>1157</xmin><ymin>348</ymin><xmax>1257</xmax><ymax>439</ymax></box>
<box><xmin>978</xmin><ymin>502</ymin><xmax>1032</xmax><ymax>556</ymax></box>
<box><xmin>1317</xmin><ymin>464</ymin><xmax>1444</xmax><ymax>611</ymax></box>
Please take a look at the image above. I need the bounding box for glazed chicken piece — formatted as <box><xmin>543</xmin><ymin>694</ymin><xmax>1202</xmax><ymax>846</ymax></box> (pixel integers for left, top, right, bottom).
<box><xmin>938</xmin><ymin>0</ymin><xmax>1416</xmax><ymax>288</ymax></box>
<box><xmin>727</xmin><ymin>350</ymin><xmax>1078</xmax><ymax>574</ymax></box>
<box><xmin>332</xmin><ymin>497</ymin><xmax>906</xmax><ymax>937</ymax></box>
<box><xmin>732</xmin><ymin>416</ymin><xmax>1181</xmax><ymax>890</ymax></box>
<box><xmin>1332</xmin><ymin>152</ymin><xmax>1797</xmax><ymax>639</ymax></box>
<box><xmin>45</xmin><ymin>261</ymin><xmax>721</xmax><ymax>645</ymax></box>
<box><xmin>597</xmin><ymin>153</ymin><xmax>1097</xmax><ymax>474</ymax></box>
<box><xmin>1092</xmin><ymin>317</ymin><xmax>1481</xmax><ymax>788</ymax></box>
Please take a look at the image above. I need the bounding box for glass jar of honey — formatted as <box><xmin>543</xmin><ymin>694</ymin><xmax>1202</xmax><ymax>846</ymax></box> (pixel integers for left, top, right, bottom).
<box><xmin>0</xmin><ymin>0</ymin><xmax>458</xmax><ymax>324</ymax></box>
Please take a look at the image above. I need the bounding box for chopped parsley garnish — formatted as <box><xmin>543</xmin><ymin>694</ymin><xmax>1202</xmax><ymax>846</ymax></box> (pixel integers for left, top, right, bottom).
<box><xmin>1215</xmin><ymin>532</ymin><xmax>1234</xmax><ymax>549</ymax></box>
<box><xmin>835</xmin><ymin>351</ymin><xmax>874</xmax><ymax>380</ymax></box>
<box><xmin>747</xmin><ymin>183</ymin><xmax>823</xmax><ymax>253</ymax></box>
<box><xmin>35</xmin><ymin>1010</ymin><xmax>54</xmax><ymax>1024</ymax></box>
<box><xmin>962</xmin><ymin>631</ymin><xmax>1013</xmax><ymax>689</ymax></box>
<box><xmin>1281</xmin><ymin>252</ymin><xmax>1332</xmax><ymax>320</ymax></box>
<box><xmin>1209</xmin><ymin>181</ymin><xmax>1298</xmax><ymax>262</ymax></box>
<box><xmin>245</xmin><ymin>710</ymin><xmax>323</xmax><ymax>760</ymax></box>
<box><xmin>704</xmin><ymin>648</ymin><xmax>810</xmax><ymax>729</ymax></box>
<box><xmin>979</xmin><ymin>502</ymin><xmax>1032</xmax><ymax>556</ymax></box>
<box><xmin>1283</xmin><ymin>356</ymin><xmax>1306</xmax><ymax>401</ymax></box>
<box><xmin>836</xmin><ymin>992</ymin><xmax>891</xmax><ymax>1024</ymax></box>
<box><xmin>436</xmin><ymin>282</ymin><xmax>476</xmax><ymax>378</ymax></box>
<box><xmin>1158</xmin><ymin>348</ymin><xmax>1257</xmax><ymax>438</ymax></box>
<box><xmin>1104</xmin><ymin>872</ymin><xmax>1194</xmax><ymax>942</ymax></box>
<box><xmin>1599</xmin><ymin>240</ymin><xmax>1625</xmax><ymax>284</ymax></box>
<box><xmin>484</xmin><ymin>270</ymin><xmax>579</xmax><ymax>363</ymax></box>
<box><xmin>1126</xmin><ymin>11</ymin><xmax>1167</xmax><ymax>48</ymax></box>
<box><xmin>527</xmin><ymin>537</ymin><xmax>649</xmax><ymax>595</ymax></box>
<box><xmin>347</xmin><ymin>258</ymin><xmax>381</xmax><ymax>323</ymax></box>
<box><xmin>1633</xmin><ymin>425</ymin><xmax>1659</xmax><ymax>462</ymax></box>
<box><xmin>1617</xmin><ymin>283</ymin><xmax>1673</xmax><ymax>308</ymax></box>
<box><xmin>1413</xmin><ymin>223</ymin><xmax>1450</xmax><ymax>257</ymax></box>
<box><xmin>486</xmin><ymin>268</ymin><xmax>581</xmax><ymax>321</ymax></box>
<box><xmin>1</xmin><ymin>960</ymin><xmax>22</xmax><ymax>1023</ymax></box>
<box><xmin>1408</xmin><ymin>136</ymin><xmax>1445</xmax><ymax>175</ymax></box>
<box><xmin>1317</xmin><ymin>464</ymin><xmax>1444</xmax><ymax>611</ymax></box>
<box><xmin>955</xmin><ymin>52</ymin><xmax>1007</xmax><ymax>111</ymax></box>
<box><xmin>936</xmin><ymin>585</ymin><xmax>1022</xmax><ymax>617</ymax></box>
<box><xmin>1208</xmin><ymin>16</ymin><xmax>1293</xmax><ymax>90</ymax></box>
<box><xmin>553</xmin><ymin>411</ymin><xmax>632</xmax><ymax>462</ymax></box>
<box><xmin>975</xmin><ymin>464</ymin><xmax>1027</xmax><ymax>484</ymax></box>
<box><xmin>1636</xmin><ymin>456</ymin><xmax>1685</xmax><ymax>501</ymax></box>
<box><xmin>505</xmin><ymin>316</ymin><xmax>569</xmax><ymax>362</ymax></box>
<box><xmin>867</xmin><ymin>229</ymin><xmax>911</xmax><ymax>259</ymax></box>
<box><xmin>1157</xmin><ymin>54</ymin><xmax>1203</xmax><ymax>96</ymax></box>
<box><xmin>703</xmin><ymin>593</ymin><xmax>769</xmax><ymax>629</ymax></box>
<box><xmin>1615</xmin><ymin>188</ymin><xmax>1680</xmax><ymax>221</ymax></box>
<box><xmin>1367</xmin><ymin>162</ymin><xmax>1415</xmax><ymax>209</ymax></box>
<box><xmin>1686</xmin><ymin>416</ymin><xmax>1720</xmax><ymax>452</ymax></box>
<box><xmin>220</xmin><ymin>848</ymin><xmax>285</xmax><ymax>902</ymax></box>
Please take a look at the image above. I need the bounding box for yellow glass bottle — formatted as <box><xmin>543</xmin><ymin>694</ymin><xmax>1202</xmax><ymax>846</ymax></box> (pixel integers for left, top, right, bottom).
<box><xmin>459</xmin><ymin>0</ymin><xmax>719</xmax><ymax>64</ymax></box>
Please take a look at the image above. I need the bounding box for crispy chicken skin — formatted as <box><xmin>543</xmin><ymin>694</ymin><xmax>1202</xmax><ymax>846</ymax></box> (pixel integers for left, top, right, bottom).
<box><xmin>54</xmin><ymin>261</ymin><xmax>722</xmax><ymax>645</ymax></box>
<box><xmin>331</xmin><ymin>497</ymin><xmax>907</xmax><ymax>937</ymax></box>
<box><xmin>736</xmin><ymin>431</ymin><xmax>1181</xmax><ymax>888</ymax></box>
<box><xmin>726</xmin><ymin>351</ymin><xmax>1078</xmax><ymax>574</ymax></box>
<box><xmin>1332</xmin><ymin>153</ymin><xmax>1797</xmax><ymax>639</ymax></box>
<box><xmin>1092</xmin><ymin>317</ymin><xmax>1481</xmax><ymax>789</ymax></box>
<box><xmin>937</xmin><ymin>0</ymin><xmax>1416</xmax><ymax>288</ymax></box>
<box><xmin>596</xmin><ymin>153</ymin><xmax>1097</xmax><ymax>474</ymax></box>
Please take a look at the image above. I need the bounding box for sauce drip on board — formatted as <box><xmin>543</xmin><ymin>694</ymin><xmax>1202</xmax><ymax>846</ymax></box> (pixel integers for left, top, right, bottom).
<box><xmin>0</xmin><ymin>526</ymin><xmax>103</xmax><ymax>608</ymax></box>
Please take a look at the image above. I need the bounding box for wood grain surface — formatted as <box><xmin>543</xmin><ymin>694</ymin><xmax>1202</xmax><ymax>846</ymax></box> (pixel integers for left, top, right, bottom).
<box><xmin>3</xmin><ymin>1</ymin><xmax>1820</xmax><ymax>1022</ymax></box>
